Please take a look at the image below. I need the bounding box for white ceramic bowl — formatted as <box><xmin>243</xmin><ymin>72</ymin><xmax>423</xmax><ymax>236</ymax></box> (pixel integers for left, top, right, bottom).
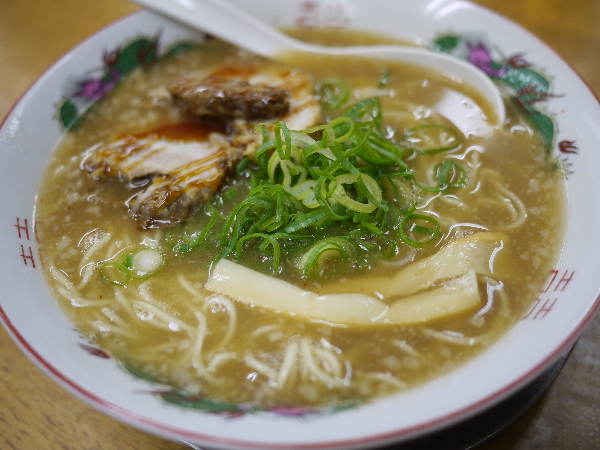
<box><xmin>1</xmin><ymin>1</ymin><xmax>599</xmax><ymax>449</ymax></box>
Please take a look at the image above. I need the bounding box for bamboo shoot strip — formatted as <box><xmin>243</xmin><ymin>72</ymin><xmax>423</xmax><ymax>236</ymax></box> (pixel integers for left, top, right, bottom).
<box><xmin>322</xmin><ymin>231</ymin><xmax>507</xmax><ymax>298</ymax></box>
<box><xmin>205</xmin><ymin>260</ymin><xmax>481</xmax><ymax>326</ymax></box>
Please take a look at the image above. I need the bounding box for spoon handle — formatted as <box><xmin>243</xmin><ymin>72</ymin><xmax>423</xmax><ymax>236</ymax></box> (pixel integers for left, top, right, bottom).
<box><xmin>130</xmin><ymin>0</ymin><xmax>506</xmax><ymax>125</ymax></box>
<box><xmin>132</xmin><ymin>0</ymin><xmax>302</xmax><ymax>56</ymax></box>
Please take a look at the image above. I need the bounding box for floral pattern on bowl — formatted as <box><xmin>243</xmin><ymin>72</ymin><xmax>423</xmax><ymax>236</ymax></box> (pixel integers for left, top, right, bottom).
<box><xmin>57</xmin><ymin>34</ymin><xmax>202</xmax><ymax>130</ymax></box>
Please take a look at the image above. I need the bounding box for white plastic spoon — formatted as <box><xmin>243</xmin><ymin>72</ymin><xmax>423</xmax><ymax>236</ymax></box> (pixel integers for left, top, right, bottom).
<box><xmin>132</xmin><ymin>0</ymin><xmax>506</xmax><ymax>125</ymax></box>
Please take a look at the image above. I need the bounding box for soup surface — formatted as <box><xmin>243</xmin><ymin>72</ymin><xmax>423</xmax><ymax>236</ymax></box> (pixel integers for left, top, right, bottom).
<box><xmin>36</xmin><ymin>30</ymin><xmax>566</xmax><ymax>410</ymax></box>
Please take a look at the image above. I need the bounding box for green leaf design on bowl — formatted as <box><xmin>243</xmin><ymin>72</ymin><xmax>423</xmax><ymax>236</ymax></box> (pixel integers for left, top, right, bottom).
<box><xmin>116</xmin><ymin>357</ymin><xmax>361</xmax><ymax>417</ymax></box>
<box><xmin>432</xmin><ymin>34</ymin><xmax>557</xmax><ymax>152</ymax></box>
<box><xmin>56</xmin><ymin>34</ymin><xmax>202</xmax><ymax>131</ymax></box>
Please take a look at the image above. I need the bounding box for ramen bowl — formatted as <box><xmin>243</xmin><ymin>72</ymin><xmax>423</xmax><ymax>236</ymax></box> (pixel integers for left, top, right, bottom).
<box><xmin>1</xmin><ymin>1</ymin><xmax>599</xmax><ymax>449</ymax></box>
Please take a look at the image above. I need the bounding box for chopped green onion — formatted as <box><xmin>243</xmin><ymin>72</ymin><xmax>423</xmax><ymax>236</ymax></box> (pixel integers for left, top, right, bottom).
<box><xmin>172</xmin><ymin>205</ymin><xmax>221</xmax><ymax>253</ymax></box>
<box><xmin>399</xmin><ymin>213</ymin><xmax>441</xmax><ymax>248</ymax></box>
<box><xmin>405</xmin><ymin>124</ymin><xmax>462</xmax><ymax>153</ymax></box>
<box><xmin>298</xmin><ymin>237</ymin><xmax>353</xmax><ymax>276</ymax></box>
<box><xmin>99</xmin><ymin>262</ymin><xmax>131</xmax><ymax>286</ymax></box>
<box><xmin>360</xmin><ymin>220</ymin><xmax>385</xmax><ymax>236</ymax></box>
<box><xmin>436</xmin><ymin>159</ymin><xmax>468</xmax><ymax>189</ymax></box>
<box><xmin>235</xmin><ymin>157</ymin><xmax>252</xmax><ymax>175</ymax></box>
<box><xmin>236</xmin><ymin>233</ymin><xmax>282</xmax><ymax>273</ymax></box>
<box><xmin>129</xmin><ymin>248</ymin><xmax>166</xmax><ymax>278</ymax></box>
<box><xmin>329</xmin><ymin>173</ymin><xmax>381</xmax><ymax>214</ymax></box>
<box><xmin>377</xmin><ymin>68</ymin><xmax>392</xmax><ymax>89</ymax></box>
<box><xmin>411</xmin><ymin>159</ymin><xmax>468</xmax><ymax>193</ymax></box>
<box><xmin>316</xmin><ymin>78</ymin><xmax>351</xmax><ymax>109</ymax></box>
<box><xmin>170</xmin><ymin>96</ymin><xmax>464</xmax><ymax>276</ymax></box>
<box><xmin>99</xmin><ymin>246</ymin><xmax>166</xmax><ymax>285</ymax></box>
<box><xmin>285</xmin><ymin>209</ymin><xmax>329</xmax><ymax>233</ymax></box>
<box><xmin>123</xmin><ymin>254</ymin><xmax>134</xmax><ymax>269</ymax></box>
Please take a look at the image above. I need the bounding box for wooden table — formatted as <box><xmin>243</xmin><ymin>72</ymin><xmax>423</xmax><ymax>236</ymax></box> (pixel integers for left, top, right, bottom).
<box><xmin>1</xmin><ymin>0</ymin><xmax>599</xmax><ymax>448</ymax></box>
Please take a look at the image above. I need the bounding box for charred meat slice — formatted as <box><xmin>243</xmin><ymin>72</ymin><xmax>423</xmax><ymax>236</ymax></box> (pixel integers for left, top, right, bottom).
<box><xmin>191</xmin><ymin>67</ymin><xmax>322</xmax><ymax>156</ymax></box>
<box><xmin>83</xmin><ymin>124</ymin><xmax>230</xmax><ymax>179</ymax></box>
<box><xmin>169</xmin><ymin>76</ymin><xmax>290</xmax><ymax>121</ymax></box>
<box><xmin>83</xmin><ymin>124</ymin><xmax>242</xmax><ymax>228</ymax></box>
<box><xmin>128</xmin><ymin>146</ymin><xmax>238</xmax><ymax>228</ymax></box>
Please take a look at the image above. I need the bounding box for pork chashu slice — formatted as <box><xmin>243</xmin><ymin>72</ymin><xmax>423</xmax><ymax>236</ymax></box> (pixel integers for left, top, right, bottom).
<box><xmin>169</xmin><ymin>66</ymin><xmax>322</xmax><ymax>155</ymax></box>
<box><xmin>83</xmin><ymin>66</ymin><xmax>321</xmax><ymax>229</ymax></box>
<box><xmin>169</xmin><ymin>76</ymin><xmax>291</xmax><ymax>120</ymax></box>
<box><xmin>83</xmin><ymin>124</ymin><xmax>242</xmax><ymax>229</ymax></box>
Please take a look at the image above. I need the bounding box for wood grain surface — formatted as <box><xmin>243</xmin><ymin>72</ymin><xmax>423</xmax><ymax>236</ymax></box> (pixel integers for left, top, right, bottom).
<box><xmin>1</xmin><ymin>0</ymin><xmax>598</xmax><ymax>449</ymax></box>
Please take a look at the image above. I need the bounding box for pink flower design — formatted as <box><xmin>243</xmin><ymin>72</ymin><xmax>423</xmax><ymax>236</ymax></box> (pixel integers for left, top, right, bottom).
<box><xmin>467</xmin><ymin>43</ymin><xmax>507</xmax><ymax>78</ymax></box>
<box><xmin>76</xmin><ymin>68</ymin><xmax>120</xmax><ymax>101</ymax></box>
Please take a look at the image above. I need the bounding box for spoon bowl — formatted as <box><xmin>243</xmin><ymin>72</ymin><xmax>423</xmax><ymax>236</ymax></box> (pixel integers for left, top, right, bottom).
<box><xmin>132</xmin><ymin>0</ymin><xmax>506</xmax><ymax>125</ymax></box>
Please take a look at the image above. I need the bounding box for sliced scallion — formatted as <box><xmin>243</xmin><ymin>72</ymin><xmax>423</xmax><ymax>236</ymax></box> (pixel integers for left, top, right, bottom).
<box><xmin>129</xmin><ymin>248</ymin><xmax>166</xmax><ymax>278</ymax></box>
<box><xmin>405</xmin><ymin>124</ymin><xmax>462</xmax><ymax>153</ymax></box>
<box><xmin>99</xmin><ymin>262</ymin><xmax>131</xmax><ymax>286</ymax></box>
<box><xmin>316</xmin><ymin>78</ymin><xmax>351</xmax><ymax>109</ymax></box>
<box><xmin>436</xmin><ymin>159</ymin><xmax>468</xmax><ymax>189</ymax></box>
<box><xmin>377</xmin><ymin>68</ymin><xmax>392</xmax><ymax>89</ymax></box>
<box><xmin>298</xmin><ymin>237</ymin><xmax>353</xmax><ymax>276</ymax></box>
<box><xmin>99</xmin><ymin>246</ymin><xmax>166</xmax><ymax>285</ymax></box>
<box><xmin>399</xmin><ymin>213</ymin><xmax>441</xmax><ymax>248</ymax></box>
<box><xmin>170</xmin><ymin>95</ymin><xmax>463</xmax><ymax>276</ymax></box>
